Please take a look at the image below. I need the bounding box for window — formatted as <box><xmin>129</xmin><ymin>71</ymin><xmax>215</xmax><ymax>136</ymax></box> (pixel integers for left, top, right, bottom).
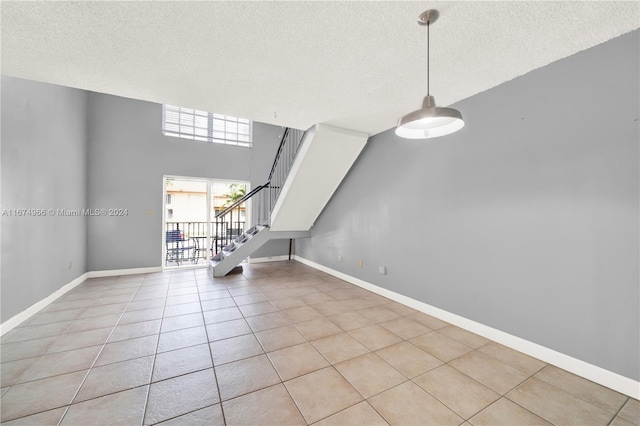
<box><xmin>167</xmin><ymin>209</ymin><xmax>173</xmax><ymax>219</ymax></box>
<box><xmin>162</xmin><ymin>105</ymin><xmax>253</xmax><ymax>148</ymax></box>
<box><xmin>166</xmin><ymin>194</ymin><xmax>172</xmax><ymax>205</ymax></box>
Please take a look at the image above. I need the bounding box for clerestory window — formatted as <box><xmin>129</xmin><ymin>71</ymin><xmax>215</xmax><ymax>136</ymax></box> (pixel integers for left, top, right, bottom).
<box><xmin>162</xmin><ymin>104</ymin><xmax>252</xmax><ymax>148</ymax></box>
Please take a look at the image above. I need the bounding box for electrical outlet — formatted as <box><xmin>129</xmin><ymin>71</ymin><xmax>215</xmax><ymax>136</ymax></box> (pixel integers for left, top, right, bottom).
<box><xmin>338</xmin><ymin>255</ymin><xmax>342</xmax><ymax>263</ymax></box>
<box><xmin>378</xmin><ymin>266</ymin><xmax>387</xmax><ymax>275</ymax></box>
<box><xmin>358</xmin><ymin>259</ymin><xmax>363</xmax><ymax>268</ymax></box>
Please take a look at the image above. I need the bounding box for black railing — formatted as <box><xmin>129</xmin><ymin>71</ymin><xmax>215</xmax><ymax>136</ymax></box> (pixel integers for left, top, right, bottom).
<box><xmin>212</xmin><ymin>202</ymin><xmax>249</xmax><ymax>254</ymax></box>
<box><xmin>268</xmin><ymin>127</ymin><xmax>292</xmax><ymax>181</ymax></box>
<box><xmin>165</xmin><ymin>221</ymin><xmax>245</xmax><ymax>264</ymax></box>
<box><xmin>266</xmin><ymin>128</ymin><xmax>305</xmax><ymax>221</ymax></box>
<box><xmin>211</xmin><ymin>127</ymin><xmax>305</xmax><ymax>257</ymax></box>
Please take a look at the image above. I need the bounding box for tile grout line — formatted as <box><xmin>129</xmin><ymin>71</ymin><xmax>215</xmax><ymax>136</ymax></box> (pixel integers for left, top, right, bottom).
<box><xmin>3</xmin><ymin>300</ymin><xmax>142</xmax><ymax>345</ymax></box>
<box><xmin>502</xmin><ymin>375</ymin><xmax>564</xmax><ymax>425</ymax></box>
<box><xmin>407</xmin><ymin>366</ymin><xmax>485</xmax><ymax>422</ymax></box>
<box><xmin>314</xmin><ymin>359</ymin><xmax>399</xmax><ymax>425</ymax></box>
<box><xmin>243</xmin><ymin>278</ymin><xmax>311</xmax><ymax>425</ymax></box>
<box><xmin>231</xmin><ymin>271</ymin><xmax>341</xmax><ymax>423</ymax></box>
<box><xmin>2</xmin><ymin>297</ymin><xmax>101</xmax><ymax>345</ymax></box>
<box><xmin>5</xmin><ymin>262</ymin><xmax>630</xmax><ymax>425</ymax></box>
<box><xmin>509</xmin><ymin>367</ymin><xmax>626</xmax><ymax>422</ymax></box>
<box><xmin>266</xmin><ymin>281</ymin><xmax>496</xmax><ymax>423</ymax></box>
<box><xmin>340</xmin><ymin>329</ymin><xmax>458</xmax><ymax>423</ymax></box>
<box><xmin>421</xmin><ymin>340</ymin><xmax>543</xmax><ymax>422</ymax></box>
<box><xmin>606</xmin><ymin>396</ymin><xmax>629</xmax><ymax>426</ymax></box>
<box><xmin>473</xmin><ymin>397</ymin><xmax>550</xmax><ymax>425</ymax></box>
<box><xmin>4</xmin><ymin>329</ymin><xmax>81</xmax><ymax>391</ymax></box>
<box><xmin>309</xmin><ymin>400</ymin><xmax>392</xmax><ymax>426</ymax></box>
<box><xmin>195</xmin><ymin>269</ymin><xmax>233</xmax><ymax>426</ymax></box>
<box><xmin>55</xmin><ymin>278</ymin><xmax>147</xmax><ymax>426</ymax></box>
<box><xmin>153</xmin><ymin>268</ymin><xmax>231</xmax><ymax>424</ymax></box>
<box><xmin>3</xmin><ymin>272</ymin><xmax>245</xmax><ymax>423</ymax></box>
<box><xmin>254</xmin><ymin>285</ymin><xmax>414</xmax><ymax>425</ymax></box>
<box><xmin>137</xmin><ymin>271</ymin><xmax>174</xmax><ymax>426</ymax></box>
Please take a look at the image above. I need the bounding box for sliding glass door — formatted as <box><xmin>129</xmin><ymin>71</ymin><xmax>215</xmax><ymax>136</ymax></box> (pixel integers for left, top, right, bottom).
<box><xmin>163</xmin><ymin>176</ymin><xmax>249</xmax><ymax>269</ymax></box>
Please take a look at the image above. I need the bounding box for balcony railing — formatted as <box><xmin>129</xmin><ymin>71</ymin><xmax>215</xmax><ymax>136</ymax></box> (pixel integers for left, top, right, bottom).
<box><xmin>165</xmin><ymin>221</ymin><xmax>245</xmax><ymax>264</ymax></box>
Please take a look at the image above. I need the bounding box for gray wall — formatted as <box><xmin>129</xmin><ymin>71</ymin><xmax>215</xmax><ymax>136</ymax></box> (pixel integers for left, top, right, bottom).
<box><xmin>296</xmin><ymin>30</ymin><xmax>639</xmax><ymax>380</ymax></box>
<box><xmin>1</xmin><ymin>78</ymin><xmax>287</xmax><ymax>322</ymax></box>
<box><xmin>251</xmin><ymin>238</ymin><xmax>291</xmax><ymax>259</ymax></box>
<box><xmin>1</xmin><ymin>76</ymin><xmax>88</xmax><ymax>322</ymax></box>
<box><xmin>86</xmin><ymin>93</ymin><xmax>287</xmax><ymax>271</ymax></box>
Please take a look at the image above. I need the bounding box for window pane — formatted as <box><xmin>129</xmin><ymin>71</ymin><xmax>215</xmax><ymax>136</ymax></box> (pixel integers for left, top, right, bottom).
<box><xmin>195</xmin><ymin>116</ymin><xmax>208</xmax><ymax>128</ymax></box>
<box><xmin>212</xmin><ymin>121</ymin><xmax>225</xmax><ymax>132</ymax></box>
<box><xmin>180</xmin><ymin>115</ymin><xmax>194</xmax><ymax>126</ymax></box>
<box><xmin>163</xmin><ymin>105</ymin><xmax>253</xmax><ymax>147</ymax></box>
<box><xmin>165</xmin><ymin>123</ymin><xmax>179</xmax><ymax>132</ymax></box>
<box><xmin>226</xmin><ymin>121</ymin><xmax>238</xmax><ymax>134</ymax></box>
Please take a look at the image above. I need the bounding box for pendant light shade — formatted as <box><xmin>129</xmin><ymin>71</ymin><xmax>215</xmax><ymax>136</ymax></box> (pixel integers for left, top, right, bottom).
<box><xmin>395</xmin><ymin>95</ymin><xmax>464</xmax><ymax>139</ymax></box>
<box><xmin>396</xmin><ymin>10</ymin><xmax>464</xmax><ymax>140</ymax></box>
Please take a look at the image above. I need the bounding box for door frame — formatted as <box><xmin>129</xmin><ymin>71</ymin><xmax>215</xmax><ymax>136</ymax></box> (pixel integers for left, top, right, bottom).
<box><xmin>162</xmin><ymin>175</ymin><xmax>251</xmax><ymax>271</ymax></box>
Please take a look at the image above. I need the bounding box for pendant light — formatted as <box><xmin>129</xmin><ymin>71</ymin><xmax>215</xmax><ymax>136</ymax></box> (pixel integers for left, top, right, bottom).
<box><xmin>396</xmin><ymin>10</ymin><xmax>464</xmax><ymax>139</ymax></box>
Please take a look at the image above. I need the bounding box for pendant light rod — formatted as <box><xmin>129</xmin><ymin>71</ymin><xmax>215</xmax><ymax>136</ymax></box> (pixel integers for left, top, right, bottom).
<box><xmin>418</xmin><ymin>9</ymin><xmax>438</xmax><ymax>95</ymax></box>
<box><xmin>427</xmin><ymin>23</ymin><xmax>430</xmax><ymax>95</ymax></box>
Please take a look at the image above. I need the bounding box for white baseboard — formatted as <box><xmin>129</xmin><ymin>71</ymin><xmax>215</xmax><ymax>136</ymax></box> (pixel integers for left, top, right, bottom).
<box><xmin>87</xmin><ymin>266</ymin><xmax>163</xmax><ymax>278</ymax></box>
<box><xmin>293</xmin><ymin>255</ymin><xmax>640</xmax><ymax>399</ymax></box>
<box><xmin>249</xmin><ymin>255</ymin><xmax>291</xmax><ymax>264</ymax></box>
<box><xmin>1</xmin><ymin>266</ymin><xmax>164</xmax><ymax>336</ymax></box>
<box><xmin>0</xmin><ymin>272</ymin><xmax>88</xmax><ymax>336</ymax></box>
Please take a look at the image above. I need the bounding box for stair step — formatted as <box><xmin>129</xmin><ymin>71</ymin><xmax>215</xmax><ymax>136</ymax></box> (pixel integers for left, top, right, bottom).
<box><xmin>211</xmin><ymin>225</ymin><xmax>269</xmax><ymax>278</ymax></box>
<box><xmin>211</xmin><ymin>251</ymin><xmax>225</xmax><ymax>261</ymax></box>
<box><xmin>236</xmin><ymin>234</ymin><xmax>250</xmax><ymax>244</ymax></box>
<box><xmin>223</xmin><ymin>242</ymin><xmax>237</xmax><ymax>252</ymax></box>
<box><xmin>246</xmin><ymin>225</ymin><xmax>261</xmax><ymax>236</ymax></box>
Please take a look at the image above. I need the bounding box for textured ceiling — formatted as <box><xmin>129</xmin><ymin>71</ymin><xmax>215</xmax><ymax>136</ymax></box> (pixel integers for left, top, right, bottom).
<box><xmin>2</xmin><ymin>1</ymin><xmax>638</xmax><ymax>136</ymax></box>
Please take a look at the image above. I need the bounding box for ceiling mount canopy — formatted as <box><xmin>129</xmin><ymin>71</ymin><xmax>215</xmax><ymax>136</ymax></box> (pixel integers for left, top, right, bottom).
<box><xmin>396</xmin><ymin>9</ymin><xmax>465</xmax><ymax>140</ymax></box>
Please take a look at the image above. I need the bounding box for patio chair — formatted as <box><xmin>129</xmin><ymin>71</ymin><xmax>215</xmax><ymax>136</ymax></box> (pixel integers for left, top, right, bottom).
<box><xmin>165</xmin><ymin>230</ymin><xmax>196</xmax><ymax>265</ymax></box>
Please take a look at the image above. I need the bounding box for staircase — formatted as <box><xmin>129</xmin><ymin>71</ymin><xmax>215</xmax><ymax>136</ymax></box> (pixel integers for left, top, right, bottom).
<box><xmin>210</xmin><ymin>225</ymin><xmax>310</xmax><ymax>276</ymax></box>
<box><xmin>210</xmin><ymin>125</ymin><xmax>368</xmax><ymax>277</ymax></box>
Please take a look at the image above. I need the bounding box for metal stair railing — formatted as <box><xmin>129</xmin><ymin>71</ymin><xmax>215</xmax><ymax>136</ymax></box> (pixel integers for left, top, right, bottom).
<box><xmin>212</xmin><ymin>127</ymin><xmax>305</xmax><ymax>255</ymax></box>
<box><xmin>266</xmin><ymin>128</ymin><xmax>305</xmax><ymax>220</ymax></box>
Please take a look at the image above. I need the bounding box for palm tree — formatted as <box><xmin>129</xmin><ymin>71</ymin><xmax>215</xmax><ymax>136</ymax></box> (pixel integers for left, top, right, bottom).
<box><xmin>223</xmin><ymin>183</ymin><xmax>246</xmax><ymax>207</ymax></box>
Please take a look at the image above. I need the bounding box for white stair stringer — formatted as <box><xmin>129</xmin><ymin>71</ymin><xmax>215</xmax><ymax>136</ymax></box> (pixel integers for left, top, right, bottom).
<box><xmin>210</xmin><ymin>226</ymin><xmax>310</xmax><ymax>277</ymax></box>
<box><xmin>270</xmin><ymin>124</ymin><xmax>369</xmax><ymax>232</ymax></box>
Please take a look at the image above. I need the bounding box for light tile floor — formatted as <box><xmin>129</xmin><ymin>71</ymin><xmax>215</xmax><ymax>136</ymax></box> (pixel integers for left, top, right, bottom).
<box><xmin>1</xmin><ymin>261</ymin><xmax>638</xmax><ymax>425</ymax></box>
